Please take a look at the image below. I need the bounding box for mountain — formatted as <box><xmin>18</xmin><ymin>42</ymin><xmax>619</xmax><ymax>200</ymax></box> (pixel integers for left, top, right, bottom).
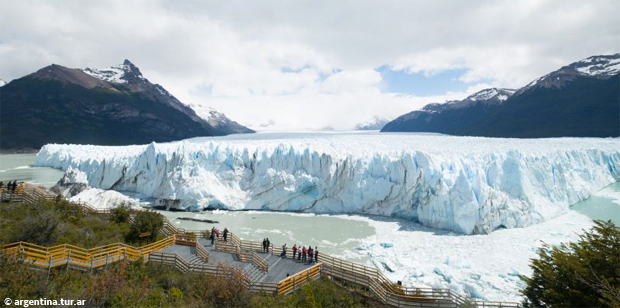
<box><xmin>0</xmin><ymin>60</ymin><xmax>253</xmax><ymax>150</ymax></box>
<box><xmin>187</xmin><ymin>104</ymin><xmax>254</xmax><ymax>134</ymax></box>
<box><xmin>381</xmin><ymin>88</ymin><xmax>516</xmax><ymax>134</ymax></box>
<box><xmin>0</xmin><ymin>79</ymin><xmax>6</xmax><ymax>86</ymax></box>
<box><xmin>381</xmin><ymin>54</ymin><xmax>620</xmax><ymax>138</ymax></box>
<box><xmin>355</xmin><ymin>116</ymin><xmax>389</xmax><ymax>130</ymax></box>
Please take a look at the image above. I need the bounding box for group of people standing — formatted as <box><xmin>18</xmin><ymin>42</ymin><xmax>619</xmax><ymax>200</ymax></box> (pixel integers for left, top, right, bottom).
<box><xmin>0</xmin><ymin>181</ymin><xmax>20</xmax><ymax>192</ymax></box>
<box><xmin>291</xmin><ymin>244</ymin><xmax>319</xmax><ymax>264</ymax></box>
<box><xmin>209</xmin><ymin>227</ymin><xmax>229</xmax><ymax>246</ymax></box>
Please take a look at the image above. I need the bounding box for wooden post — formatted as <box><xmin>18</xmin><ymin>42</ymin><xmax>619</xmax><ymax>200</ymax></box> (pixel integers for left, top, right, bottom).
<box><xmin>66</xmin><ymin>250</ymin><xmax>72</xmax><ymax>271</ymax></box>
<box><xmin>105</xmin><ymin>253</ymin><xmax>109</xmax><ymax>268</ymax></box>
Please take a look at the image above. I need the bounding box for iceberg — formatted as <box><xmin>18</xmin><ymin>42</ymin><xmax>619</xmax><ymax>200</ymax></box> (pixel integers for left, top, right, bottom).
<box><xmin>34</xmin><ymin>132</ymin><xmax>620</xmax><ymax>234</ymax></box>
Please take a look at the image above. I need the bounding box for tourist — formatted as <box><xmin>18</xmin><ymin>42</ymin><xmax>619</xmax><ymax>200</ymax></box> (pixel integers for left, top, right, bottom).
<box><xmin>314</xmin><ymin>247</ymin><xmax>319</xmax><ymax>263</ymax></box>
<box><xmin>223</xmin><ymin>227</ymin><xmax>229</xmax><ymax>242</ymax></box>
<box><xmin>281</xmin><ymin>243</ymin><xmax>287</xmax><ymax>258</ymax></box>
<box><xmin>210</xmin><ymin>228</ymin><xmax>215</xmax><ymax>246</ymax></box>
<box><xmin>308</xmin><ymin>247</ymin><xmax>313</xmax><ymax>263</ymax></box>
<box><xmin>292</xmin><ymin>244</ymin><xmax>298</xmax><ymax>259</ymax></box>
<box><xmin>0</xmin><ymin>181</ymin><xmax>4</xmax><ymax>190</ymax></box>
<box><xmin>262</xmin><ymin>238</ymin><xmax>267</xmax><ymax>252</ymax></box>
<box><xmin>301</xmin><ymin>246</ymin><xmax>307</xmax><ymax>263</ymax></box>
<box><xmin>266</xmin><ymin>238</ymin><xmax>270</xmax><ymax>252</ymax></box>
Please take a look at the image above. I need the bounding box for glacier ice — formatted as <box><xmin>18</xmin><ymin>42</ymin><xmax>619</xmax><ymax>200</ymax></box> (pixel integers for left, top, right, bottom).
<box><xmin>34</xmin><ymin>132</ymin><xmax>620</xmax><ymax>234</ymax></box>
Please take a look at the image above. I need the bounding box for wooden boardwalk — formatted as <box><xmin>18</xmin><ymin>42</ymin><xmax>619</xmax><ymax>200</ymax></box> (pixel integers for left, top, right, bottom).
<box><xmin>1</xmin><ymin>184</ymin><xmax>521</xmax><ymax>308</ymax></box>
<box><xmin>161</xmin><ymin>239</ymin><xmax>314</xmax><ymax>283</ymax></box>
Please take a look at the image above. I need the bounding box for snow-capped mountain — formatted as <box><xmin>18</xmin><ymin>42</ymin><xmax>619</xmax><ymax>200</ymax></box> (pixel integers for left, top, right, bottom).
<box><xmin>189</xmin><ymin>104</ymin><xmax>254</xmax><ymax>134</ymax></box>
<box><xmin>0</xmin><ymin>79</ymin><xmax>6</xmax><ymax>87</ymax></box>
<box><xmin>82</xmin><ymin>60</ymin><xmax>145</xmax><ymax>84</ymax></box>
<box><xmin>0</xmin><ymin>60</ymin><xmax>253</xmax><ymax>149</ymax></box>
<box><xmin>425</xmin><ymin>88</ymin><xmax>516</xmax><ymax>113</ymax></box>
<box><xmin>382</xmin><ymin>53</ymin><xmax>620</xmax><ymax>138</ymax></box>
<box><xmin>381</xmin><ymin>87</ymin><xmax>516</xmax><ymax>133</ymax></box>
<box><xmin>355</xmin><ymin>116</ymin><xmax>389</xmax><ymax>130</ymax></box>
<box><xmin>518</xmin><ymin>53</ymin><xmax>620</xmax><ymax>94</ymax></box>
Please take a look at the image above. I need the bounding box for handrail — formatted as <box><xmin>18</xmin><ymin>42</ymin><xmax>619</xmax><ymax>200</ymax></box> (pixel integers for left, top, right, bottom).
<box><xmin>2</xmin><ymin>235</ymin><xmax>180</xmax><ymax>271</ymax></box>
<box><xmin>250</xmin><ymin>251</ymin><xmax>268</xmax><ymax>272</ymax></box>
<box><xmin>195</xmin><ymin>243</ymin><xmax>210</xmax><ymax>262</ymax></box>
<box><xmin>276</xmin><ymin>262</ymin><xmax>322</xmax><ymax>295</ymax></box>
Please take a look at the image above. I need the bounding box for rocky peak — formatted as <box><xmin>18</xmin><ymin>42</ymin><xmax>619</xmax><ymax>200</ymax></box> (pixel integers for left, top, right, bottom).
<box><xmin>520</xmin><ymin>53</ymin><xmax>620</xmax><ymax>93</ymax></box>
<box><xmin>465</xmin><ymin>88</ymin><xmax>515</xmax><ymax>102</ymax></box>
<box><xmin>82</xmin><ymin>59</ymin><xmax>146</xmax><ymax>84</ymax></box>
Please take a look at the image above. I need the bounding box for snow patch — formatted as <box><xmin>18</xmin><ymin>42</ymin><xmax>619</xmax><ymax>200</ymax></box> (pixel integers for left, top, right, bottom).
<box><xmin>70</xmin><ymin>188</ymin><xmax>143</xmax><ymax>209</ymax></box>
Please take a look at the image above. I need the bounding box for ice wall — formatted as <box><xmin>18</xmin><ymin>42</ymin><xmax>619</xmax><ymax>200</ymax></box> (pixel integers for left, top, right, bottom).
<box><xmin>34</xmin><ymin>134</ymin><xmax>620</xmax><ymax>234</ymax></box>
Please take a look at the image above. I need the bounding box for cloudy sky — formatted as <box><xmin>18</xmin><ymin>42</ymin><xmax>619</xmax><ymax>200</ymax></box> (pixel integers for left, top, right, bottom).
<box><xmin>1</xmin><ymin>0</ymin><xmax>618</xmax><ymax>130</ymax></box>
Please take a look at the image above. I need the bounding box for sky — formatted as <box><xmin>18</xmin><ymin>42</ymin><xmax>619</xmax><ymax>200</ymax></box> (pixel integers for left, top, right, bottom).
<box><xmin>1</xmin><ymin>0</ymin><xmax>619</xmax><ymax>130</ymax></box>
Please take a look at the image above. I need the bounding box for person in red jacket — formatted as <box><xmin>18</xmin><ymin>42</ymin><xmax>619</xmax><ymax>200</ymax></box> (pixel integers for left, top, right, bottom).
<box><xmin>292</xmin><ymin>244</ymin><xmax>298</xmax><ymax>259</ymax></box>
<box><xmin>301</xmin><ymin>246</ymin><xmax>307</xmax><ymax>263</ymax></box>
<box><xmin>307</xmin><ymin>247</ymin><xmax>313</xmax><ymax>263</ymax></box>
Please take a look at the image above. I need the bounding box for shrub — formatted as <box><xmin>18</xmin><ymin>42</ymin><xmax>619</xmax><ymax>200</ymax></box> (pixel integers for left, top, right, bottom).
<box><xmin>520</xmin><ymin>220</ymin><xmax>620</xmax><ymax>308</ymax></box>
<box><xmin>10</xmin><ymin>210</ymin><xmax>60</xmax><ymax>245</ymax></box>
<box><xmin>126</xmin><ymin>210</ymin><xmax>164</xmax><ymax>243</ymax></box>
<box><xmin>110</xmin><ymin>204</ymin><xmax>131</xmax><ymax>224</ymax></box>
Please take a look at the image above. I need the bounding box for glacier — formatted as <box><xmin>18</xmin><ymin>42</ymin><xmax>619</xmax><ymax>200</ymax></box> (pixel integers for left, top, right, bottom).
<box><xmin>34</xmin><ymin>132</ymin><xmax>620</xmax><ymax>234</ymax></box>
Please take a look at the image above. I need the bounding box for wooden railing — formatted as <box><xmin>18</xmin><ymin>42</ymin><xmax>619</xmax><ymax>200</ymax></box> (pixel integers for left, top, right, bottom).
<box><xmin>2</xmin><ymin>235</ymin><xmax>178</xmax><ymax>270</ymax></box>
<box><xmin>196</xmin><ymin>243</ymin><xmax>210</xmax><ymax>262</ymax></box>
<box><xmin>276</xmin><ymin>262</ymin><xmax>322</xmax><ymax>295</ymax></box>
<box><xmin>251</xmin><ymin>251</ymin><xmax>268</xmax><ymax>272</ymax></box>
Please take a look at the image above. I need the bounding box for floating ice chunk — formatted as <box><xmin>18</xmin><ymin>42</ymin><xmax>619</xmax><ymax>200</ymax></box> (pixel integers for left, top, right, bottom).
<box><xmin>380</xmin><ymin>242</ymin><xmax>394</xmax><ymax>248</ymax></box>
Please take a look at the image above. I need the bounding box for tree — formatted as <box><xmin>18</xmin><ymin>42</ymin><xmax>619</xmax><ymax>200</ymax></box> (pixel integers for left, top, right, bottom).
<box><xmin>110</xmin><ymin>204</ymin><xmax>131</xmax><ymax>224</ymax></box>
<box><xmin>520</xmin><ymin>220</ymin><xmax>620</xmax><ymax>308</ymax></box>
<box><xmin>125</xmin><ymin>210</ymin><xmax>163</xmax><ymax>243</ymax></box>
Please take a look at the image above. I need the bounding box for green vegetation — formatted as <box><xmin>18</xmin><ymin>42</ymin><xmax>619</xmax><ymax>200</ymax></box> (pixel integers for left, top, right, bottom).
<box><xmin>125</xmin><ymin>209</ymin><xmax>164</xmax><ymax>243</ymax></box>
<box><xmin>520</xmin><ymin>220</ymin><xmax>620</xmax><ymax>308</ymax></box>
<box><xmin>110</xmin><ymin>204</ymin><xmax>131</xmax><ymax>224</ymax></box>
<box><xmin>0</xmin><ymin>199</ymin><xmax>129</xmax><ymax>247</ymax></box>
<box><xmin>0</xmin><ymin>199</ymin><xmax>167</xmax><ymax>247</ymax></box>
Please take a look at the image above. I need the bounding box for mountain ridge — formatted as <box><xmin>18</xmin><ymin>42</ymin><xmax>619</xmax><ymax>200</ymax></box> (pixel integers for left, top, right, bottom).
<box><xmin>381</xmin><ymin>53</ymin><xmax>620</xmax><ymax>137</ymax></box>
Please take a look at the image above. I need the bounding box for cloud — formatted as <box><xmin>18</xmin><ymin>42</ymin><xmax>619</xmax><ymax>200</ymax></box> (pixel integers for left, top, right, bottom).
<box><xmin>0</xmin><ymin>0</ymin><xmax>618</xmax><ymax>130</ymax></box>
